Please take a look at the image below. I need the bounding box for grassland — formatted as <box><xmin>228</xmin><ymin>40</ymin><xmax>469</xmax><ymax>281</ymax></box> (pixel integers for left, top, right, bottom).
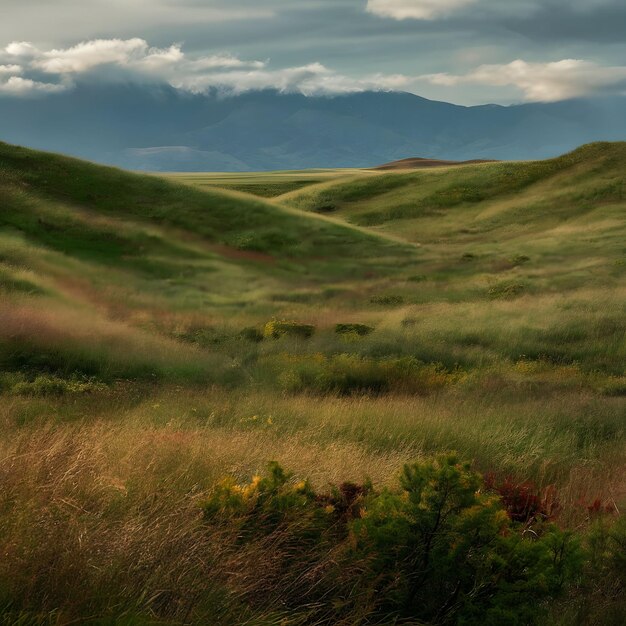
<box><xmin>0</xmin><ymin>141</ymin><xmax>624</xmax><ymax>625</ymax></box>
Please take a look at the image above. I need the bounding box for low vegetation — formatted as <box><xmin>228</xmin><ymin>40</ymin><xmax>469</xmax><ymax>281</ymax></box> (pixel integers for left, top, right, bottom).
<box><xmin>0</xmin><ymin>141</ymin><xmax>624</xmax><ymax>624</ymax></box>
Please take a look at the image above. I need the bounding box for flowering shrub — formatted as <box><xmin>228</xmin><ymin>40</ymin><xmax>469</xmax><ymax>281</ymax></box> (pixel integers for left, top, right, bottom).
<box><xmin>274</xmin><ymin>353</ymin><xmax>463</xmax><ymax>395</ymax></box>
<box><xmin>202</xmin><ymin>456</ymin><xmax>584</xmax><ymax>625</ymax></box>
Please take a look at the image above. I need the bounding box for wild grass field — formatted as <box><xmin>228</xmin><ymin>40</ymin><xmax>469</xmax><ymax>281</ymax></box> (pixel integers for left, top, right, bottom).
<box><xmin>0</xmin><ymin>141</ymin><xmax>624</xmax><ymax>625</ymax></box>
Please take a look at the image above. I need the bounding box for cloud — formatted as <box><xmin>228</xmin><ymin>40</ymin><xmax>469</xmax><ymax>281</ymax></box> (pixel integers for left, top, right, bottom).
<box><xmin>421</xmin><ymin>59</ymin><xmax>626</xmax><ymax>101</ymax></box>
<box><xmin>0</xmin><ymin>37</ymin><xmax>410</xmax><ymax>97</ymax></box>
<box><xmin>0</xmin><ymin>64</ymin><xmax>21</xmax><ymax>75</ymax></box>
<box><xmin>366</xmin><ymin>0</ymin><xmax>478</xmax><ymax>20</ymax></box>
<box><xmin>5</xmin><ymin>41</ymin><xmax>38</xmax><ymax>57</ymax></box>
<box><xmin>34</xmin><ymin>38</ymin><xmax>148</xmax><ymax>74</ymax></box>
<box><xmin>0</xmin><ymin>76</ymin><xmax>66</xmax><ymax>95</ymax></box>
<box><xmin>173</xmin><ymin>62</ymin><xmax>411</xmax><ymax>96</ymax></box>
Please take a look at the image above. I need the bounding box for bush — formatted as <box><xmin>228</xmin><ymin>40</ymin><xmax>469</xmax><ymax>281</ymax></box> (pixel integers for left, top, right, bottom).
<box><xmin>202</xmin><ymin>456</ymin><xmax>584</xmax><ymax>625</ymax></box>
<box><xmin>239</xmin><ymin>326</ymin><xmax>264</xmax><ymax>343</ymax></box>
<box><xmin>275</xmin><ymin>353</ymin><xmax>461</xmax><ymax>395</ymax></box>
<box><xmin>488</xmin><ymin>281</ymin><xmax>526</xmax><ymax>299</ymax></box>
<box><xmin>350</xmin><ymin>455</ymin><xmax>582</xmax><ymax>623</ymax></box>
<box><xmin>370</xmin><ymin>294</ymin><xmax>404</xmax><ymax>306</ymax></box>
<box><xmin>334</xmin><ymin>323</ymin><xmax>374</xmax><ymax>337</ymax></box>
<box><xmin>10</xmin><ymin>374</ymin><xmax>107</xmax><ymax>396</ymax></box>
<box><xmin>263</xmin><ymin>320</ymin><xmax>315</xmax><ymax>340</ymax></box>
<box><xmin>484</xmin><ymin>473</ymin><xmax>561</xmax><ymax>524</ymax></box>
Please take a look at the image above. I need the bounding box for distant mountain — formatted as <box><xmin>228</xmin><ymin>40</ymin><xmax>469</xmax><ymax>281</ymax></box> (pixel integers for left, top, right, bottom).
<box><xmin>0</xmin><ymin>83</ymin><xmax>624</xmax><ymax>171</ymax></box>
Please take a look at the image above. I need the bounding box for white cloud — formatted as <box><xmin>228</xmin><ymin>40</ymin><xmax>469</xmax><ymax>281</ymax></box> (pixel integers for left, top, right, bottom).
<box><xmin>421</xmin><ymin>59</ymin><xmax>626</xmax><ymax>101</ymax></box>
<box><xmin>0</xmin><ymin>38</ymin><xmax>410</xmax><ymax>97</ymax></box>
<box><xmin>0</xmin><ymin>76</ymin><xmax>66</xmax><ymax>95</ymax></box>
<box><xmin>0</xmin><ymin>64</ymin><xmax>21</xmax><ymax>75</ymax></box>
<box><xmin>174</xmin><ymin>62</ymin><xmax>411</xmax><ymax>96</ymax></box>
<box><xmin>35</xmin><ymin>38</ymin><xmax>149</xmax><ymax>73</ymax></box>
<box><xmin>5</xmin><ymin>41</ymin><xmax>39</xmax><ymax>57</ymax></box>
<box><xmin>366</xmin><ymin>0</ymin><xmax>477</xmax><ymax>20</ymax></box>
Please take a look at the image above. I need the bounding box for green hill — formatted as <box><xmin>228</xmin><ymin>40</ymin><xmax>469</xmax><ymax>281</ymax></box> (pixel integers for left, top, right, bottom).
<box><xmin>0</xmin><ymin>142</ymin><xmax>413</xmax><ymax>381</ymax></box>
<box><xmin>0</xmin><ymin>141</ymin><xmax>624</xmax><ymax>625</ymax></box>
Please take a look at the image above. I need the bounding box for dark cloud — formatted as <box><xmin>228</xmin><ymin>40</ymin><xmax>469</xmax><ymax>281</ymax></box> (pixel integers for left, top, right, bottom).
<box><xmin>1</xmin><ymin>0</ymin><xmax>625</xmax><ymax>104</ymax></box>
<box><xmin>498</xmin><ymin>3</ymin><xmax>626</xmax><ymax>44</ymax></box>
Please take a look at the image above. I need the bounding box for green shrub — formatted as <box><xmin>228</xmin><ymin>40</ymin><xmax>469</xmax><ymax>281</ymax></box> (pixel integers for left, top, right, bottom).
<box><xmin>263</xmin><ymin>320</ymin><xmax>316</xmax><ymax>340</ymax></box>
<box><xmin>488</xmin><ymin>281</ymin><xmax>526</xmax><ymax>299</ymax></box>
<box><xmin>203</xmin><ymin>461</ymin><xmax>331</xmax><ymax>542</ymax></box>
<box><xmin>202</xmin><ymin>457</ymin><xmax>584</xmax><ymax>625</ymax></box>
<box><xmin>10</xmin><ymin>374</ymin><xmax>107</xmax><ymax>396</ymax></box>
<box><xmin>370</xmin><ymin>294</ymin><xmax>404</xmax><ymax>306</ymax></box>
<box><xmin>174</xmin><ymin>325</ymin><xmax>226</xmax><ymax>347</ymax></box>
<box><xmin>275</xmin><ymin>353</ymin><xmax>460</xmax><ymax>395</ymax></box>
<box><xmin>349</xmin><ymin>454</ymin><xmax>582</xmax><ymax>623</ymax></box>
<box><xmin>239</xmin><ymin>326</ymin><xmax>264</xmax><ymax>343</ymax></box>
<box><xmin>334</xmin><ymin>323</ymin><xmax>375</xmax><ymax>337</ymax></box>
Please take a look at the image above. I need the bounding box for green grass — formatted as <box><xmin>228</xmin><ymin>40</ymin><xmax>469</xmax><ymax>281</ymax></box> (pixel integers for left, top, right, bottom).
<box><xmin>0</xmin><ymin>141</ymin><xmax>624</xmax><ymax>625</ymax></box>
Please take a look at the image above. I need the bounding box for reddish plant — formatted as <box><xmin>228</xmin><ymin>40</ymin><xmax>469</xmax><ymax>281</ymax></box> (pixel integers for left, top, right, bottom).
<box><xmin>586</xmin><ymin>498</ymin><xmax>616</xmax><ymax>516</ymax></box>
<box><xmin>484</xmin><ymin>473</ymin><xmax>560</xmax><ymax>524</ymax></box>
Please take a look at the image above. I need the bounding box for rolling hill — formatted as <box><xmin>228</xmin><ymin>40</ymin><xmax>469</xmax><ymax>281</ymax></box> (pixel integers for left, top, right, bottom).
<box><xmin>0</xmin><ymin>141</ymin><xmax>624</xmax><ymax>625</ymax></box>
<box><xmin>0</xmin><ymin>141</ymin><xmax>413</xmax><ymax>381</ymax></box>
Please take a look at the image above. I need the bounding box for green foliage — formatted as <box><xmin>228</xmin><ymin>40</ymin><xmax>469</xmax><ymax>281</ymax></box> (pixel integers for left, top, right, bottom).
<box><xmin>348</xmin><ymin>455</ymin><xmax>583</xmax><ymax>624</ymax></box>
<box><xmin>370</xmin><ymin>294</ymin><xmax>405</xmax><ymax>306</ymax></box>
<box><xmin>202</xmin><ymin>461</ymin><xmax>329</xmax><ymax>542</ymax></box>
<box><xmin>9</xmin><ymin>374</ymin><xmax>107</xmax><ymax>396</ymax></box>
<box><xmin>263</xmin><ymin>320</ymin><xmax>316</xmax><ymax>340</ymax></box>
<box><xmin>488</xmin><ymin>281</ymin><xmax>526</xmax><ymax>300</ymax></box>
<box><xmin>334</xmin><ymin>323</ymin><xmax>375</xmax><ymax>336</ymax></box>
<box><xmin>202</xmin><ymin>457</ymin><xmax>585</xmax><ymax>625</ymax></box>
<box><xmin>239</xmin><ymin>326</ymin><xmax>264</xmax><ymax>343</ymax></box>
<box><xmin>275</xmin><ymin>353</ymin><xmax>459</xmax><ymax>395</ymax></box>
<box><xmin>587</xmin><ymin>516</ymin><xmax>626</xmax><ymax>586</ymax></box>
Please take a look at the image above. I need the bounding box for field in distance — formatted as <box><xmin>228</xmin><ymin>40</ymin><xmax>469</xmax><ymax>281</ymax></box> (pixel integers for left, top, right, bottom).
<box><xmin>0</xmin><ymin>141</ymin><xmax>624</xmax><ymax>625</ymax></box>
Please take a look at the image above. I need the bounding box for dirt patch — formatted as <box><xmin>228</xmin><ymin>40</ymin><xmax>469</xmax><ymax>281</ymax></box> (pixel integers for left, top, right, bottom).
<box><xmin>373</xmin><ymin>157</ymin><xmax>497</xmax><ymax>171</ymax></box>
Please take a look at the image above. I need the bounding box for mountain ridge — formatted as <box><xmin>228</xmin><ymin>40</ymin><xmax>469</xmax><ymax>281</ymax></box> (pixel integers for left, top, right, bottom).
<box><xmin>0</xmin><ymin>85</ymin><xmax>624</xmax><ymax>171</ymax></box>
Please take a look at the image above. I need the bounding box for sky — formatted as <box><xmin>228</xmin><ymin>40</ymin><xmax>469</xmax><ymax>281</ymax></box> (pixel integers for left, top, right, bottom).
<box><xmin>1</xmin><ymin>0</ymin><xmax>626</xmax><ymax>105</ymax></box>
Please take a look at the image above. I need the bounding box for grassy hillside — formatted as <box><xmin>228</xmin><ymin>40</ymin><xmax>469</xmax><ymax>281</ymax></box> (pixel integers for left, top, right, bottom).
<box><xmin>0</xmin><ymin>142</ymin><xmax>624</xmax><ymax>625</ymax></box>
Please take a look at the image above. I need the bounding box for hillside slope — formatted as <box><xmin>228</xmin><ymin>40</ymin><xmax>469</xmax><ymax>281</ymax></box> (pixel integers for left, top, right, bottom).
<box><xmin>282</xmin><ymin>142</ymin><xmax>626</xmax><ymax>286</ymax></box>
<box><xmin>0</xmin><ymin>142</ymin><xmax>414</xmax><ymax>381</ymax></box>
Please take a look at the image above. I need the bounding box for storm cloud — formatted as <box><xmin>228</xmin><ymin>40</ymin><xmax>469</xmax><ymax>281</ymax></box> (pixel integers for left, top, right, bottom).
<box><xmin>1</xmin><ymin>0</ymin><xmax>625</xmax><ymax>104</ymax></box>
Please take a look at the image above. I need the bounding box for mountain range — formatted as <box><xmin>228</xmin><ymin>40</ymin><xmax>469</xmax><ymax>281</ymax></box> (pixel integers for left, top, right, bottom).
<box><xmin>1</xmin><ymin>83</ymin><xmax>625</xmax><ymax>171</ymax></box>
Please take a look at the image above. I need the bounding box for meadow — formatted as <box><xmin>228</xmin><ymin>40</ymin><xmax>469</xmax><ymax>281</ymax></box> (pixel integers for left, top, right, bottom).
<box><xmin>0</xmin><ymin>141</ymin><xmax>624</xmax><ymax>624</ymax></box>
